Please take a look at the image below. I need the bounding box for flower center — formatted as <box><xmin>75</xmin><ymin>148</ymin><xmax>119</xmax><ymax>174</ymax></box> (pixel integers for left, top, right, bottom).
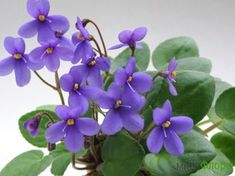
<box><xmin>76</xmin><ymin>34</ymin><xmax>84</xmax><ymax>40</ymax></box>
<box><xmin>115</xmin><ymin>100</ymin><xmax>122</xmax><ymax>109</ymax></box>
<box><xmin>46</xmin><ymin>47</ymin><xmax>53</xmax><ymax>54</ymax></box>
<box><xmin>127</xmin><ymin>76</ymin><xmax>133</xmax><ymax>82</ymax></box>
<box><xmin>13</xmin><ymin>53</ymin><xmax>22</xmax><ymax>60</ymax></box>
<box><xmin>88</xmin><ymin>60</ymin><xmax>96</xmax><ymax>66</ymax></box>
<box><xmin>162</xmin><ymin>121</ymin><xmax>171</xmax><ymax>128</ymax></box>
<box><xmin>67</xmin><ymin>119</ymin><xmax>75</xmax><ymax>126</ymax></box>
<box><xmin>73</xmin><ymin>83</ymin><xmax>79</xmax><ymax>90</ymax></box>
<box><xmin>38</xmin><ymin>15</ymin><xmax>46</xmax><ymax>22</ymax></box>
<box><xmin>171</xmin><ymin>71</ymin><xmax>176</xmax><ymax>77</ymax></box>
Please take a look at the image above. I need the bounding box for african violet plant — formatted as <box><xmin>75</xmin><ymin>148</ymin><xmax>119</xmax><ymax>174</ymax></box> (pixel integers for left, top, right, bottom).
<box><xmin>0</xmin><ymin>0</ymin><xmax>235</xmax><ymax>176</ymax></box>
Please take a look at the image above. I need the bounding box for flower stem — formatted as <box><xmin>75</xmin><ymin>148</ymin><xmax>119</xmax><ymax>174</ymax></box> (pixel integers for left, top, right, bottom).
<box><xmin>34</xmin><ymin>71</ymin><xmax>57</xmax><ymax>90</ymax></box>
<box><xmin>139</xmin><ymin>122</ymin><xmax>155</xmax><ymax>140</ymax></box>
<box><xmin>72</xmin><ymin>154</ymin><xmax>93</xmax><ymax>170</ymax></box>
<box><xmin>202</xmin><ymin>120</ymin><xmax>223</xmax><ymax>135</ymax></box>
<box><xmin>152</xmin><ymin>72</ymin><xmax>161</xmax><ymax>81</ymax></box>
<box><xmin>90</xmin><ymin>36</ymin><xmax>103</xmax><ymax>56</ymax></box>
<box><xmin>55</xmin><ymin>71</ymin><xmax>65</xmax><ymax>105</ymax></box>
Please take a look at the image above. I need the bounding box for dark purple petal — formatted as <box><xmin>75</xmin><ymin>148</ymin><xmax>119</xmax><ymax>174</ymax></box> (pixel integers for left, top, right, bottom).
<box><xmin>56</xmin><ymin>47</ymin><xmax>73</xmax><ymax>61</ymax></box>
<box><xmin>29</xmin><ymin>47</ymin><xmax>45</xmax><ymax>63</ymax></box>
<box><xmin>27</xmin><ymin>0</ymin><xmax>50</xmax><ymax>17</ymax></box>
<box><xmin>87</xmin><ymin>69</ymin><xmax>103</xmax><ymax>88</ymax></box>
<box><xmin>64</xmin><ymin>126</ymin><xmax>84</xmax><ymax>153</ymax></box>
<box><xmin>168</xmin><ymin>58</ymin><xmax>177</xmax><ymax>72</ymax></box>
<box><xmin>131</xmin><ymin>72</ymin><xmax>152</xmax><ymax>93</ymax></box>
<box><xmin>164</xmin><ymin>130</ymin><xmax>184</xmax><ymax>156</ymax></box>
<box><xmin>109</xmin><ymin>43</ymin><xmax>126</xmax><ymax>50</ymax></box>
<box><xmin>77</xmin><ymin>118</ymin><xmax>100</xmax><ymax>136</ymax></box>
<box><xmin>0</xmin><ymin>57</ymin><xmax>15</xmax><ymax>76</ymax></box>
<box><xmin>73</xmin><ymin>41</ymin><xmax>93</xmax><ymax>64</ymax></box>
<box><xmin>45</xmin><ymin>121</ymin><xmax>66</xmax><ymax>143</ymax></box>
<box><xmin>114</xmin><ymin>68</ymin><xmax>127</xmax><ymax>86</ymax></box>
<box><xmin>170</xmin><ymin>116</ymin><xmax>193</xmax><ymax>135</ymax></box>
<box><xmin>101</xmin><ymin>111</ymin><xmax>122</xmax><ymax>135</ymax></box>
<box><xmin>4</xmin><ymin>37</ymin><xmax>16</xmax><ymax>54</ymax></box>
<box><xmin>95</xmin><ymin>91</ymin><xmax>115</xmax><ymax>109</ymax></box>
<box><xmin>162</xmin><ymin>100</ymin><xmax>172</xmax><ymax>116</ymax></box>
<box><xmin>24</xmin><ymin>118</ymin><xmax>40</xmax><ymax>137</ymax></box>
<box><xmin>14</xmin><ymin>61</ymin><xmax>31</xmax><ymax>87</ymax></box>
<box><xmin>121</xmin><ymin>113</ymin><xmax>144</xmax><ymax>133</ymax></box>
<box><xmin>153</xmin><ymin>108</ymin><xmax>170</xmax><ymax>126</ymax></box>
<box><xmin>48</xmin><ymin>15</ymin><xmax>70</xmax><ymax>33</ymax></box>
<box><xmin>55</xmin><ymin>105</ymin><xmax>70</xmax><ymax>120</ymax></box>
<box><xmin>125</xmin><ymin>57</ymin><xmax>136</xmax><ymax>75</ymax></box>
<box><xmin>118</xmin><ymin>30</ymin><xmax>132</xmax><ymax>44</ymax></box>
<box><xmin>38</xmin><ymin>22</ymin><xmax>56</xmax><ymax>43</ymax></box>
<box><xmin>96</xmin><ymin>57</ymin><xmax>110</xmax><ymax>71</ymax></box>
<box><xmin>167</xmin><ymin>79</ymin><xmax>178</xmax><ymax>96</ymax></box>
<box><xmin>147</xmin><ymin>127</ymin><xmax>164</xmax><ymax>154</ymax></box>
<box><xmin>132</xmin><ymin>27</ymin><xmax>147</xmax><ymax>41</ymax></box>
<box><xmin>18</xmin><ymin>20</ymin><xmax>39</xmax><ymax>38</ymax></box>
<box><xmin>68</xmin><ymin>93</ymin><xmax>89</xmax><ymax>113</ymax></box>
<box><xmin>44</xmin><ymin>53</ymin><xmax>60</xmax><ymax>72</ymax></box>
<box><xmin>76</xmin><ymin>17</ymin><xmax>89</xmax><ymax>40</ymax></box>
<box><xmin>60</xmin><ymin>74</ymin><xmax>74</xmax><ymax>92</ymax></box>
<box><xmin>80</xmin><ymin>85</ymin><xmax>100</xmax><ymax>100</ymax></box>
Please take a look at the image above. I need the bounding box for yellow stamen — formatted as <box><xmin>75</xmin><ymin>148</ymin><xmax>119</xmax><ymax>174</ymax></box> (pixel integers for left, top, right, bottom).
<box><xmin>13</xmin><ymin>53</ymin><xmax>22</xmax><ymax>59</ymax></box>
<box><xmin>162</xmin><ymin>121</ymin><xmax>171</xmax><ymax>128</ymax></box>
<box><xmin>67</xmin><ymin>119</ymin><xmax>75</xmax><ymax>126</ymax></box>
<box><xmin>77</xmin><ymin>34</ymin><xmax>83</xmax><ymax>40</ymax></box>
<box><xmin>127</xmin><ymin>76</ymin><xmax>133</xmax><ymax>82</ymax></box>
<box><xmin>74</xmin><ymin>83</ymin><xmax>79</xmax><ymax>90</ymax></box>
<box><xmin>46</xmin><ymin>48</ymin><xmax>53</xmax><ymax>54</ymax></box>
<box><xmin>115</xmin><ymin>100</ymin><xmax>122</xmax><ymax>109</ymax></box>
<box><xmin>171</xmin><ymin>71</ymin><xmax>176</xmax><ymax>77</ymax></box>
<box><xmin>38</xmin><ymin>15</ymin><xmax>46</xmax><ymax>22</ymax></box>
<box><xmin>89</xmin><ymin>60</ymin><xmax>96</xmax><ymax>66</ymax></box>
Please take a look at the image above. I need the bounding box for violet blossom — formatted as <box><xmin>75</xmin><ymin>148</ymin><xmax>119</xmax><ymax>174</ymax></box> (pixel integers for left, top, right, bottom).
<box><xmin>96</xmin><ymin>83</ymin><xmax>145</xmax><ymax>135</ymax></box>
<box><xmin>114</xmin><ymin>57</ymin><xmax>152</xmax><ymax>93</ymax></box>
<box><xmin>110</xmin><ymin>27</ymin><xmax>147</xmax><ymax>50</ymax></box>
<box><xmin>18</xmin><ymin>0</ymin><xmax>70</xmax><ymax>43</ymax></box>
<box><xmin>24</xmin><ymin>117</ymin><xmax>41</xmax><ymax>137</ymax></box>
<box><xmin>147</xmin><ymin>100</ymin><xmax>193</xmax><ymax>156</ymax></box>
<box><xmin>0</xmin><ymin>37</ymin><xmax>43</xmax><ymax>86</ymax></box>
<box><xmin>45</xmin><ymin>105</ymin><xmax>100</xmax><ymax>153</ymax></box>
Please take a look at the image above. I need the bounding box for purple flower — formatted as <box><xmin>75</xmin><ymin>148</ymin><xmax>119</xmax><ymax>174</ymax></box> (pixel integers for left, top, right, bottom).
<box><xmin>162</xmin><ymin>58</ymin><xmax>178</xmax><ymax>96</ymax></box>
<box><xmin>60</xmin><ymin>66</ymin><xmax>99</xmax><ymax>111</ymax></box>
<box><xmin>24</xmin><ymin>117</ymin><xmax>41</xmax><ymax>137</ymax></box>
<box><xmin>0</xmin><ymin>37</ymin><xmax>43</xmax><ymax>86</ymax></box>
<box><xmin>75</xmin><ymin>55</ymin><xmax>111</xmax><ymax>88</ymax></box>
<box><xmin>115</xmin><ymin>57</ymin><xmax>152</xmax><ymax>93</ymax></box>
<box><xmin>147</xmin><ymin>100</ymin><xmax>193</xmax><ymax>156</ymax></box>
<box><xmin>55</xmin><ymin>31</ymin><xmax>74</xmax><ymax>49</ymax></box>
<box><xmin>45</xmin><ymin>105</ymin><xmax>100</xmax><ymax>153</ymax></box>
<box><xmin>71</xmin><ymin>17</ymin><xmax>93</xmax><ymax>64</ymax></box>
<box><xmin>110</xmin><ymin>27</ymin><xmax>147</xmax><ymax>50</ymax></box>
<box><xmin>96</xmin><ymin>83</ymin><xmax>145</xmax><ymax>135</ymax></box>
<box><xmin>29</xmin><ymin>40</ymin><xmax>73</xmax><ymax>72</ymax></box>
<box><xmin>18</xmin><ymin>0</ymin><xmax>70</xmax><ymax>43</ymax></box>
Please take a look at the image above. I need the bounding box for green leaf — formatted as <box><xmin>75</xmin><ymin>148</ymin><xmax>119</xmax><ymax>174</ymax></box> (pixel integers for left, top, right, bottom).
<box><xmin>211</xmin><ymin>132</ymin><xmax>235</xmax><ymax>165</ymax></box>
<box><xmin>0</xmin><ymin>150</ymin><xmax>52</xmax><ymax>176</ymax></box>
<box><xmin>144</xmin><ymin>71</ymin><xmax>215</xmax><ymax>125</ymax></box>
<box><xmin>37</xmin><ymin>105</ymin><xmax>56</xmax><ymax>111</ymax></box>
<box><xmin>190</xmin><ymin>150</ymin><xmax>233</xmax><ymax>176</ymax></box>
<box><xmin>152</xmin><ymin>36</ymin><xmax>199</xmax><ymax>69</ymax></box>
<box><xmin>110</xmin><ymin>42</ymin><xmax>150</xmax><ymax>72</ymax></box>
<box><xmin>143</xmin><ymin>131</ymin><xmax>216</xmax><ymax>176</ymax></box>
<box><xmin>101</xmin><ymin>133</ymin><xmax>145</xmax><ymax>176</ymax></box>
<box><xmin>19</xmin><ymin>110</ymin><xmax>59</xmax><ymax>148</ymax></box>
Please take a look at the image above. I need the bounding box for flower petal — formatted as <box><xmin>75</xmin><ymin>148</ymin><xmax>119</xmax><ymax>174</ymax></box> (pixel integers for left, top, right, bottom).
<box><xmin>114</xmin><ymin>68</ymin><xmax>128</xmax><ymax>86</ymax></box>
<box><xmin>44</xmin><ymin>53</ymin><xmax>60</xmax><ymax>72</ymax></box>
<box><xmin>45</xmin><ymin>121</ymin><xmax>66</xmax><ymax>143</ymax></box>
<box><xmin>125</xmin><ymin>57</ymin><xmax>136</xmax><ymax>75</ymax></box>
<box><xmin>55</xmin><ymin>105</ymin><xmax>70</xmax><ymax>120</ymax></box>
<box><xmin>107</xmin><ymin>83</ymin><xmax>122</xmax><ymax>100</ymax></box>
<box><xmin>153</xmin><ymin>108</ymin><xmax>170</xmax><ymax>126</ymax></box>
<box><xmin>95</xmin><ymin>90</ymin><xmax>114</xmax><ymax>109</ymax></box>
<box><xmin>121</xmin><ymin>113</ymin><xmax>144</xmax><ymax>133</ymax></box>
<box><xmin>18</xmin><ymin>20</ymin><xmax>39</xmax><ymax>38</ymax></box>
<box><xmin>132</xmin><ymin>27</ymin><xmax>147</xmax><ymax>41</ymax></box>
<box><xmin>48</xmin><ymin>15</ymin><xmax>70</xmax><ymax>33</ymax></box>
<box><xmin>101</xmin><ymin>111</ymin><xmax>122</xmax><ymax>135</ymax></box>
<box><xmin>170</xmin><ymin>116</ymin><xmax>194</xmax><ymax>135</ymax></box>
<box><xmin>37</xmin><ymin>22</ymin><xmax>56</xmax><ymax>43</ymax></box>
<box><xmin>162</xmin><ymin>100</ymin><xmax>172</xmax><ymax>116</ymax></box>
<box><xmin>0</xmin><ymin>57</ymin><xmax>15</xmax><ymax>76</ymax></box>
<box><xmin>147</xmin><ymin>127</ymin><xmax>164</xmax><ymax>154</ymax></box>
<box><xmin>109</xmin><ymin>44</ymin><xmax>125</xmax><ymax>50</ymax></box>
<box><xmin>77</xmin><ymin>118</ymin><xmax>100</xmax><ymax>136</ymax></box>
<box><xmin>86</xmin><ymin>69</ymin><xmax>103</xmax><ymax>88</ymax></box>
<box><xmin>4</xmin><ymin>37</ymin><xmax>16</xmax><ymax>54</ymax></box>
<box><xmin>29</xmin><ymin>47</ymin><xmax>45</xmax><ymax>63</ymax></box>
<box><xmin>164</xmin><ymin>130</ymin><xmax>184</xmax><ymax>156</ymax></box>
<box><xmin>27</xmin><ymin>0</ymin><xmax>50</xmax><ymax>17</ymax></box>
<box><xmin>167</xmin><ymin>79</ymin><xmax>178</xmax><ymax>96</ymax></box>
<box><xmin>24</xmin><ymin>55</ymin><xmax>44</xmax><ymax>71</ymax></box>
<box><xmin>56</xmin><ymin>47</ymin><xmax>73</xmax><ymax>61</ymax></box>
<box><xmin>14</xmin><ymin>38</ymin><xmax>25</xmax><ymax>54</ymax></box>
<box><xmin>131</xmin><ymin>72</ymin><xmax>152</xmax><ymax>93</ymax></box>
<box><xmin>64</xmin><ymin>126</ymin><xmax>84</xmax><ymax>153</ymax></box>
<box><xmin>96</xmin><ymin>57</ymin><xmax>110</xmax><ymax>71</ymax></box>
<box><xmin>80</xmin><ymin>85</ymin><xmax>100</xmax><ymax>100</ymax></box>
<box><xmin>168</xmin><ymin>58</ymin><xmax>177</xmax><ymax>72</ymax></box>
<box><xmin>60</xmin><ymin>74</ymin><xmax>74</xmax><ymax>92</ymax></box>
<box><xmin>69</xmin><ymin>65</ymin><xmax>87</xmax><ymax>84</ymax></box>
<box><xmin>14</xmin><ymin>61</ymin><xmax>31</xmax><ymax>87</ymax></box>
<box><xmin>73</xmin><ymin>41</ymin><xmax>93</xmax><ymax>64</ymax></box>
<box><xmin>68</xmin><ymin>93</ymin><xmax>89</xmax><ymax>113</ymax></box>
<box><xmin>118</xmin><ymin>30</ymin><xmax>132</xmax><ymax>44</ymax></box>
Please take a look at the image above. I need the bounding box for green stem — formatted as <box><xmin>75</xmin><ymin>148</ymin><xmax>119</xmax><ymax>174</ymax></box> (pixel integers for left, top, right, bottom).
<box><xmin>139</xmin><ymin>122</ymin><xmax>156</xmax><ymax>140</ymax></box>
<box><xmin>55</xmin><ymin>71</ymin><xmax>65</xmax><ymax>105</ymax></box>
<box><xmin>34</xmin><ymin>71</ymin><xmax>57</xmax><ymax>90</ymax></box>
<box><xmin>91</xmin><ymin>36</ymin><xmax>103</xmax><ymax>56</ymax></box>
<box><xmin>202</xmin><ymin>120</ymin><xmax>223</xmax><ymax>135</ymax></box>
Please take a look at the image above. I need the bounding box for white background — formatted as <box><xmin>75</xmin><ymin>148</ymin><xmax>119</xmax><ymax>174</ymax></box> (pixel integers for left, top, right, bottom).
<box><xmin>0</xmin><ymin>0</ymin><xmax>235</xmax><ymax>175</ymax></box>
